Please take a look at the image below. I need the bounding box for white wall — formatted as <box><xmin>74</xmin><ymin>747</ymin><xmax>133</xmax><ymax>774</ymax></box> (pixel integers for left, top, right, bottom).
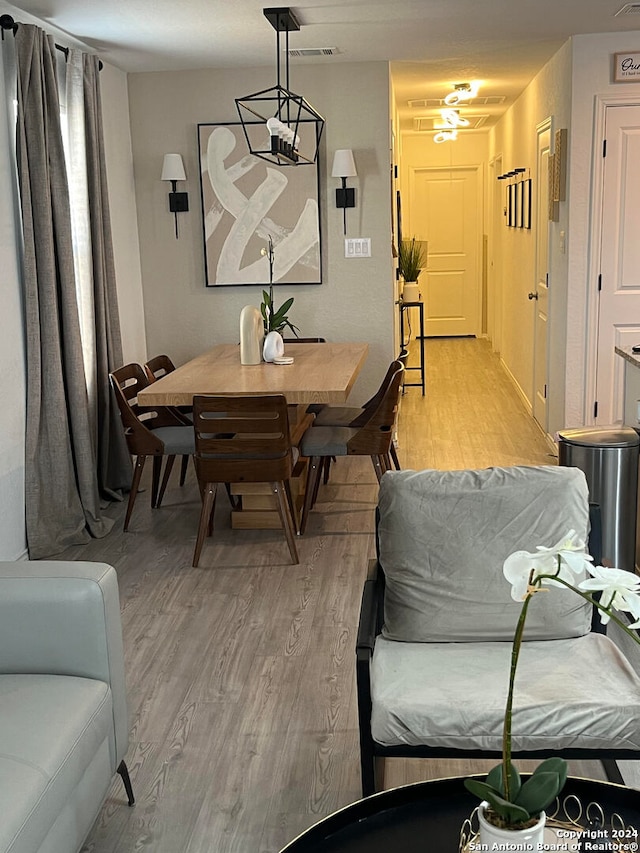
<box><xmin>490</xmin><ymin>39</ymin><xmax>572</xmax><ymax>437</ymax></box>
<box><xmin>126</xmin><ymin>61</ymin><xmax>395</xmax><ymax>400</ymax></box>
<box><xmin>566</xmin><ymin>31</ymin><xmax>640</xmax><ymax>427</ymax></box>
<box><xmin>99</xmin><ymin>64</ymin><xmax>147</xmax><ymax>365</ymax></box>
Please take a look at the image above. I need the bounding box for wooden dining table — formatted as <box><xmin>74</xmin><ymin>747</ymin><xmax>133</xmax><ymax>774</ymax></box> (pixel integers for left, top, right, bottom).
<box><xmin>136</xmin><ymin>342</ymin><xmax>369</xmax><ymax>407</ymax></box>
<box><xmin>136</xmin><ymin>341</ymin><xmax>369</xmax><ymax>531</ymax></box>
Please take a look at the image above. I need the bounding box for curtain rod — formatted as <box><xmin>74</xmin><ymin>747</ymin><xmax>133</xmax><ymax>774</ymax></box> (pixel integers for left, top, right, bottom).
<box><xmin>0</xmin><ymin>13</ymin><xmax>102</xmax><ymax>69</ymax></box>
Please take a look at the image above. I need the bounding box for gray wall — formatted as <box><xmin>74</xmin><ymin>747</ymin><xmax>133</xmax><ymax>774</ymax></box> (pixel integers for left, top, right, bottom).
<box><xmin>127</xmin><ymin>61</ymin><xmax>395</xmax><ymax>401</ymax></box>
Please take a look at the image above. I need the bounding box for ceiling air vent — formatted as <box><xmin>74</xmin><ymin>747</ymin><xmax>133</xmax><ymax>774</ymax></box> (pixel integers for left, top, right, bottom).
<box><xmin>287</xmin><ymin>47</ymin><xmax>339</xmax><ymax>57</ymax></box>
<box><xmin>615</xmin><ymin>3</ymin><xmax>640</xmax><ymax>14</ymax></box>
<box><xmin>409</xmin><ymin>95</ymin><xmax>506</xmax><ymax>109</ymax></box>
<box><xmin>413</xmin><ymin>114</ymin><xmax>489</xmax><ymax>132</ymax></box>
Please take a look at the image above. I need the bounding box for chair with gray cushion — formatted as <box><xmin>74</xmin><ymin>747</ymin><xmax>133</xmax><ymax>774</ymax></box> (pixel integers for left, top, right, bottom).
<box><xmin>356</xmin><ymin>465</ymin><xmax>640</xmax><ymax>796</ymax></box>
<box><xmin>144</xmin><ymin>353</ymin><xmax>192</xmax><ymax>485</ymax></box>
<box><xmin>312</xmin><ymin>357</ymin><xmax>405</xmax><ymax>473</ymax></box>
<box><xmin>298</xmin><ymin>363</ymin><xmax>404</xmax><ymax>534</ymax></box>
<box><xmin>110</xmin><ymin>362</ymin><xmax>195</xmax><ymax>531</ymax></box>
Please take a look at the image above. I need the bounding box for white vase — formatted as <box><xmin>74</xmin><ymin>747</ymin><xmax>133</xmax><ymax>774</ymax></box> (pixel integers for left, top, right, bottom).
<box><xmin>240</xmin><ymin>305</ymin><xmax>264</xmax><ymax>365</ymax></box>
<box><xmin>478</xmin><ymin>802</ymin><xmax>546</xmax><ymax>849</ymax></box>
<box><xmin>263</xmin><ymin>330</ymin><xmax>285</xmax><ymax>363</ymax></box>
<box><xmin>402</xmin><ymin>281</ymin><xmax>420</xmax><ymax>302</ymax></box>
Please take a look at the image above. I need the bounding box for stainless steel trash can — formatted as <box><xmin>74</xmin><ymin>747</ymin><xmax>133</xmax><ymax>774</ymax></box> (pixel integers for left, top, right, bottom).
<box><xmin>557</xmin><ymin>427</ymin><xmax>639</xmax><ymax>572</ymax></box>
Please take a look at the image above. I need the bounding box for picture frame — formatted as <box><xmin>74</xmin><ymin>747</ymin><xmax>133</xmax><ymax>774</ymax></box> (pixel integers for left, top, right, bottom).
<box><xmin>553</xmin><ymin>128</ymin><xmax>567</xmax><ymax>203</ymax></box>
<box><xmin>522</xmin><ymin>179</ymin><xmax>532</xmax><ymax>230</ymax></box>
<box><xmin>515</xmin><ymin>180</ymin><xmax>523</xmax><ymax>228</ymax></box>
<box><xmin>614</xmin><ymin>52</ymin><xmax>640</xmax><ymax>83</ymax></box>
<box><xmin>507</xmin><ymin>183</ymin><xmax>514</xmax><ymax>227</ymax></box>
<box><xmin>197</xmin><ymin>121</ymin><xmax>322</xmax><ymax>287</ymax></box>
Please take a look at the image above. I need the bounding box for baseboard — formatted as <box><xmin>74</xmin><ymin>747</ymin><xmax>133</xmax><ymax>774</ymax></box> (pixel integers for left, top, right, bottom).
<box><xmin>499</xmin><ymin>357</ymin><xmax>558</xmax><ymax>460</ymax></box>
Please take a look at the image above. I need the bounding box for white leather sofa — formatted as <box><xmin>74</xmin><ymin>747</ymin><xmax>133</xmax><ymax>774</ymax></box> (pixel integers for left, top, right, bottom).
<box><xmin>0</xmin><ymin>561</ymin><xmax>133</xmax><ymax>853</ymax></box>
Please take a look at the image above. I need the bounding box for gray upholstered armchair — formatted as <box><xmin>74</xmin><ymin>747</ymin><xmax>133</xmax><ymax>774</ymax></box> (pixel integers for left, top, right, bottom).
<box><xmin>356</xmin><ymin>466</ymin><xmax>640</xmax><ymax>796</ymax></box>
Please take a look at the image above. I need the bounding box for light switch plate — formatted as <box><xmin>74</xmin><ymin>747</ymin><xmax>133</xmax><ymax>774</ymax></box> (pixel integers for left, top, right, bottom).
<box><xmin>345</xmin><ymin>238</ymin><xmax>371</xmax><ymax>258</ymax></box>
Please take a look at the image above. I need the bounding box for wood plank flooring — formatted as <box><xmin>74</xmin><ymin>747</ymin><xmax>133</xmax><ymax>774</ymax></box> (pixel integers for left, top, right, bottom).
<box><xmin>65</xmin><ymin>337</ymin><xmax>615</xmax><ymax>853</ymax></box>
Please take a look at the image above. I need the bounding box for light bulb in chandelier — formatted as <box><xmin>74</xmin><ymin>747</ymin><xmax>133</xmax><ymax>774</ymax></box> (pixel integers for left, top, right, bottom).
<box><xmin>266</xmin><ymin>117</ymin><xmax>299</xmax><ymax>163</ymax></box>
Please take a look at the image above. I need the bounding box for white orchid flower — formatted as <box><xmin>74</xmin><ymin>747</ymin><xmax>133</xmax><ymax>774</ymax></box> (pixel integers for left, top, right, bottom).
<box><xmin>535</xmin><ymin>529</ymin><xmax>593</xmax><ymax>575</ymax></box>
<box><xmin>503</xmin><ymin>530</ymin><xmax>592</xmax><ymax>601</ymax></box>
<box><xmin>503</xmin><ymin>550</ymin><xmax>551</xmax><ymax>601</ymax></box>
<box><xmin>579</xmin><ymin>564</ymin><xmax>640</xmax><ymax>625</ymax></box>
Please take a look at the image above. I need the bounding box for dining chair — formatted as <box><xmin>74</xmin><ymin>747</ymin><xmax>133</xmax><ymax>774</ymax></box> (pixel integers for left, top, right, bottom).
<box><xmin>144</xmin><ymin>353</ymin><xmax>191</xmax><ymax>486</ymax></box>
<box><xmin>312</xmin><ymin>358</ymin><xmax>406</xmax><ymax>474</ymax></box>
<box><xmin>298</xmin><ymin>362</ymin><xmax>404</xmax><ymax>534</ymax></box>
<box><xmin>110</xmin><ymin>363</ymin><xmax>195</xmax><ymax>531</ymax></box>
<box><xmin>356</xmin><ymin>465</ymin><xmax>640</xmax><ymax>797</ymax></box>
<box><xmin>191</xmin><ymin>394</ymin><xmax>299</xmax><ymax>567</ymax></box>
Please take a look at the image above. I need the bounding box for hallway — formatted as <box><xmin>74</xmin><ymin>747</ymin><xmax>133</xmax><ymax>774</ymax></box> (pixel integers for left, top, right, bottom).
<box><xmin>396</xmin><ymin>336</ymin><xmax>556</xmax><ymax>471</ymax></box>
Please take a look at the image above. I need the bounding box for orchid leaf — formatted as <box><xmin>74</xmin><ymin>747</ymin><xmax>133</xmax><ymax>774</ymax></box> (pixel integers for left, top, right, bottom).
<box><xmin>515</xmin><ymin>771</ymin><xmax>562</xmax><ymax>814</ymax></box>
<box><xmin>463</xmin><ymin>780</ymin><xmax>530</xmax><ymax>823</ymax></box>
<box><xmin>486</xmin><ymin>763</ymin><xmax>521</xmax><ymax>800</ymax></box>
<box><xmin>532</xmin><ymin>757</ymin><xmax>567</xmax><ymax>791</ymax></box>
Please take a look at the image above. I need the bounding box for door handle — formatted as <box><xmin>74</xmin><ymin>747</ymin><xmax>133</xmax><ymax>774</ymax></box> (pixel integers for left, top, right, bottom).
<box><xmin>528</xmin><ymin>292</ymin><xmax>538</xmax><ymax>300</ymax></box>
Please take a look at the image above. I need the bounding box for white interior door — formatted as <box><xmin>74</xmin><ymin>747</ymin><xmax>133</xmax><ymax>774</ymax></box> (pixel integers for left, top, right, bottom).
<box><xmin>532</xmin><ymin>122</ymin><xmax>551</xmax><ymax>432</ymax></box>
<box><xmin>595</xmin><ymin>104</ymin><xmax>640</xmax><ymax>424</ymax></box>
<box><xmin>410</xmin><ymin>167</ymin><xmax>481</xmax><ymax>336</ymax></box>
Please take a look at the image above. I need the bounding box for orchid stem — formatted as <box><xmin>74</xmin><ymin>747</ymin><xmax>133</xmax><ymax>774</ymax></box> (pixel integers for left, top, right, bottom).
<box><xmin>503</xmin><ymin>573</ymin><xmax>534</xmax><ymax>802</ymax></box>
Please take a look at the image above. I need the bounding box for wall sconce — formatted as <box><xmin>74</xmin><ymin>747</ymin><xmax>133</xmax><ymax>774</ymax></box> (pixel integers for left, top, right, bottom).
<box><xmin>331</xmin><ymin>149</ymin><xmax>357</xmax><ymax>235</ymax></box>
<box><xmin>161</xmin><ymin>153</ymin><xmax>189</xmax><ymax>239</ymax></box>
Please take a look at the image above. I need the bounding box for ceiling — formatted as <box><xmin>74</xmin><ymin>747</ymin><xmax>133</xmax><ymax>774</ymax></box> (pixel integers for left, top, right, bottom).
<box><xmin>6</xmin><ymin>0</ymin><xmax>640</xmax><ymax>134</ymax></box>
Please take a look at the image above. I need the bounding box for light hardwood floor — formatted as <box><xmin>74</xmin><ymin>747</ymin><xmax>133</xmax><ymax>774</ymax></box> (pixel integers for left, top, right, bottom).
<box><xmin>71</xmin><ymin>337</ymin><xmax>610</xmax><ymax>853</ymax></box>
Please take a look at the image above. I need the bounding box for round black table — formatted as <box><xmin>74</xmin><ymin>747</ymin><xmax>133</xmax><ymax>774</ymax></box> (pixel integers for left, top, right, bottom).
<box><xmin>279</xmin><ymin>776</ymin><xmax>640</xmax><ymax>852</ymax></box>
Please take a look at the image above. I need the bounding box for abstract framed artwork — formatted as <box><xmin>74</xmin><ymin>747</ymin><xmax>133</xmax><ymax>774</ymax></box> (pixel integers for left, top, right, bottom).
<box><xmin>198</xmin><ymin>121</ymin><xmax>322</xmax><ymax>287</ymax></box>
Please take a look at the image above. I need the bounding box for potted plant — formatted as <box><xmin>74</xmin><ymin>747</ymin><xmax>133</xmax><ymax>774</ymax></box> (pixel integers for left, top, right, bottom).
<box><xmin>260</xmin><ymin>237</ymin><xmax>300</xmax><ymax>331</ymax></box>
<box><xmin>464</xmin><ymin>533</ymin><xmax>640</xmax><ymax>845</ymax></box>
<box><xmin>397</xmin><ymin>237</ymin><xmax>428</xmax><ymax>301</ymax></box>
<box><xmin>259</xmin><ymin>237</ymin><xmax>300</xmax><ymax>361</ymax></box>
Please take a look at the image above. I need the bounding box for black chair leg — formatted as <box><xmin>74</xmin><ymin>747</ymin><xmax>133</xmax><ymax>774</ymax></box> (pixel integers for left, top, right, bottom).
<box><xmin>117</xmin><ymin>760</ymin><xmax>135</xmax><ymax>806</ymax></box>
<box><xmin>179</xmin><ymin>454</ymin><xmax>189</xmax><ymax>486</ymax></box>
<box><xmin>602</xmin><ymin>759</ymin><xmax>625</xmax><ymax>785</ymax></box>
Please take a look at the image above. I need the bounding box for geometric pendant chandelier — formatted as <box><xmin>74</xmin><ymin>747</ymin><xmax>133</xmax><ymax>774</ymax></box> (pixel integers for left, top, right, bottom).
<box><xmin>235</xmin><ymin>7</ymin><xmax>325</xmax><ymax>166</ymax></box>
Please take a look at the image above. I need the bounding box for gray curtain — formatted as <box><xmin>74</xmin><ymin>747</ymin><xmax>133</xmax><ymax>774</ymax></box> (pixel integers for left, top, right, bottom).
<box><xmin>15</xmin><ymin>25</ymin><xmax>126</xmax><ymax>557</ymax></box>
<box><xmin>81</xmin><ymin>53</ymin><xmax>131</xmax><ymax>499</ymax></box>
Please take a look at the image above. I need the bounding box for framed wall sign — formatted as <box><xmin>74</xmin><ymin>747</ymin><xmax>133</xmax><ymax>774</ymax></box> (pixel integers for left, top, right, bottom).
<box><xmin>197</xmin><ymin>121</ymin><xmax>322</xmax><ymax>287</ymax></box>
<box><xmin>614</xmin><ymin>52</ymin><xmax>640</xmax><ymax>82</ymax></box>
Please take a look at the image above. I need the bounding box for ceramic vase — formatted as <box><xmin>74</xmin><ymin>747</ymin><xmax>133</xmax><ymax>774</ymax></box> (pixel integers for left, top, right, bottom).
<box><xmin>478</xmin><ymin>803</ymin><xmax>546</xmax><ymax>849</ymax></box>
<box><xmin>402</xmin><ymin>281</ymin><xmax>420</xmax><ymax>302</ymax></box>
<box><xmin>263</xmin><ymin>330</ymin><xmax>285</xmax><ymax>363</ymax></box>
<box><xmin>240</xmin><ymin>305</ymin><xmax>264</xmax><ymax>365</ymax></box>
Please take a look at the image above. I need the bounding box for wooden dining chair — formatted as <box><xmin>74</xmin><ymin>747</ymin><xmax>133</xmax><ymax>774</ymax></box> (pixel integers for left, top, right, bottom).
<box><xmin>298</xmin><ymin>363</ymin><xmax>405</xmax><ymax>534</ymax></box>
<box><xmin>144</xmin><ymin>354</ymin><xmax>191</xmax><ymax>486</ymax></box>
<box><xmin>191</xmin><ymin>394</ymin><xmax>299</xmax><ymax>567</ymax></box>
<box><xmin>311</xmin><ymin>358</ymin><xmax>405</xmax><ymax>481</ymax></box>
<box><xmin>110</xmin><ymin>363</ymin><xmax>195</xmax><ymax>531</ymax></box>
